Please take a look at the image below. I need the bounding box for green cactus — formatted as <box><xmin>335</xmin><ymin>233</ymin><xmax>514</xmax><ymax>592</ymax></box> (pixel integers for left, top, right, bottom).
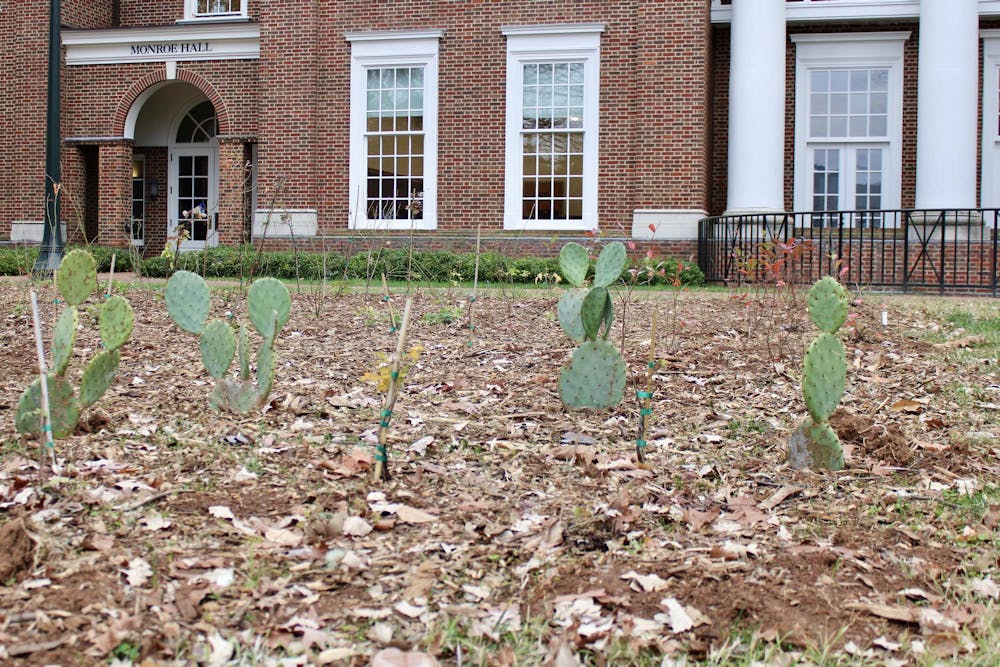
<box><xmin>166</xmin><ymin>271</ymin><xmax>290</xmax><ymax>413</ymax></box>
<box><xmin>789</xmin><ymin>276</ymin><xmax>850</xmax><ymax>471</ymax></box>
<box><xmin>15</xmin><ymin>250</ymin><xmax>134</xmax><ymax>440</ymax></box>
<box><xmin>559</xmin><ymin>340</ymin><xmax>627</xmax><ymax>409</ymax></box>
<box><xmin>556</xmin><ymin>242</ymin><xmax>628</xmax><ymax>410</ymax></box>
<box><xmin>557</xmin><ymin>288</ymin><xmax>588</xmax><ymax>342</ymax></box>
<box><xmin>559</xmin><ymin>242</ymin><xmax>590</xmax><ymax>287</ymax></box>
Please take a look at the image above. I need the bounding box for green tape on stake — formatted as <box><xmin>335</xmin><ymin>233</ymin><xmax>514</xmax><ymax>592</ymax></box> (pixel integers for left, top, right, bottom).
<box><xmin>381</xmin><ymin>409</ymin><xmax>392</xmax><ymax>417</ymax></box>
<box><xmin>469</xmin><ymin>295</ymin><xmax>477</xmax><ymax>302</ymax></box>
<box><xmin>379</xmin><ymin>420</ymin><xmax>391</xmax><ymax>428</ymax></box>
<box><xmin>637</xmin><ymin>391</ymin><xmax>653</xmax><ymax>399</ymax></box>
<box><xmin>648</xmin><ymin>361</ymin><xmax>656</xmax><ymax>370</ymax></box>
<box><xmin>390</xmin><ymin>371</ymin><xmax>400</xmax><ymax>380</ymax></box>
<box><xmin>375</xmin><ymin>445</ymin><xmax>388</xmax><ymax>462</ymax></box>
<box><xmin>640</xmin><ymin>408</ymin><xmax>653</xmax><ymax>416</ymax></box>
<box><xmin>636</xmin><ymin>439</ymin><xmax>648</xmax><ymax>449</ymax></box>
<box><xmin>43</xmin><ymin>424</ymin><xmax>52</xmax><ymax>432</ymax></box>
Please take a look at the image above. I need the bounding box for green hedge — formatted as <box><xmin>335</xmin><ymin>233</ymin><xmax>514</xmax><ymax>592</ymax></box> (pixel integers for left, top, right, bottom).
<box><xmin>0</xmin><ymin>244</ymin><xmax>704</xmax><ymax>287</ymax></box>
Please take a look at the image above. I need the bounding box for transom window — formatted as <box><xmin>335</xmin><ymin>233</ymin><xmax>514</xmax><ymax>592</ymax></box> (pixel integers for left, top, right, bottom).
<box><xmin>347</xmin><ymin>31</ymin><xmax>441</xmax><ymax>230</ymax></box>
<box><xmin>365</xmin><ymin>66</ymin><xmax>425</xmax><ymax>221</ymax></box>
<box><xmin>176</xmin><ymin>101</ymin><xmax>217</xmax><ymax>144</ymax></box>
<box><xmin>503</xmin><ymin>25</ymin><xmax>604</xmax><ymax>231</ymax></box>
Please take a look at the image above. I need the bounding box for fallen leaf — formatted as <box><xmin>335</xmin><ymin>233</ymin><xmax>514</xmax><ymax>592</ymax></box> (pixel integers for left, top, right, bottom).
<box><xmin>659</xmin><ymin>597</ymin><xmax>694</xmax><ymax>633</ymax></box>
<box><xmin>621</xmin><ymin>570</ymin><xmax>669</xmax><ymax>593</ymax></box>
<box><xmin>890</xmin><ymin>399</ymin><xmax>923</xmax><ymax>414</ymax></box>
<box><xmin>682</xmin><ymin>507</ymin><xmax>720</xmax><ymax>531</ymax></box>
<box><xmin>209</xmin><ymin>505</ymin><xmax>235</xmax><ymax>520</ymax></box>
<box><xmin>125</xmin><ymin>558</ymin><xmax>153</xmax><ymax>587</ymax></box>
<box><xmin>371</xmin><ymin>648</ymin><xmax>441</xmax><ymax>667</ymax></box>
<box><xmin>342</xmin><ymin>516</ymin><xmax>373</xmax><ymax>537</ymax></box>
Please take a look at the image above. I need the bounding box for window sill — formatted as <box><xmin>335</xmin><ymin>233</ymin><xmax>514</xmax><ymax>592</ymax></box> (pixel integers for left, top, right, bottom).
<box><xmin>176</xmin><ymin>16</ymin><xmax>251</xmax><ymax>25</ymax></box>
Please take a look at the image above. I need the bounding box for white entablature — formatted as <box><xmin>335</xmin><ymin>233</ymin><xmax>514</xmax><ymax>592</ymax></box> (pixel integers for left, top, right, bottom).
<box><xmin>711</xmin><ymin>0</ymin><xmax>1000</xmax><ymax>24</ymax></box>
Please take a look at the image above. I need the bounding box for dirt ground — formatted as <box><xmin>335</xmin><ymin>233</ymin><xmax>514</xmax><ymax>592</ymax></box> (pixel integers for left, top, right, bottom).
<box><xmin>0</xmin><ymin>278</ymin><xmax>998</xmax><ymax>666</ymax></box>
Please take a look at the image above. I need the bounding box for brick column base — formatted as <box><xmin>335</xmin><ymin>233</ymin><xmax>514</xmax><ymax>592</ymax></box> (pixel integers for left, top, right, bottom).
<box><xmin>217</xmin><ymin>139</ymin><xmax>250</xmax><ymax>246</ymax></box>
<box><xmin>98</xmin><ymin>140</ymin><xmax>133</xmax><ymax>248</ymax></box>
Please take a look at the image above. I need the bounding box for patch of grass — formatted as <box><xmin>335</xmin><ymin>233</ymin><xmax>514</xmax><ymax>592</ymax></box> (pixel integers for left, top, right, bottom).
<box><xmin>422</xmin><ymin>304</ymin><xmax>465</xmax><ymax>325</ymax></box>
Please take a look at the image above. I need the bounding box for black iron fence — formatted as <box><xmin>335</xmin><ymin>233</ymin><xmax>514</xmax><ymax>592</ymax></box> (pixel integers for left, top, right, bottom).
<box><xmin>698</xmin><ymin>209</ymin><xmax>1000</xmax><ymax>295</ymax></box>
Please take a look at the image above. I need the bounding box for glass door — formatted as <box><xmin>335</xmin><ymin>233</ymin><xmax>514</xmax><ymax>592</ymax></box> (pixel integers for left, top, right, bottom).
<box><xmin>170</xmin><ymin>147</ymin><xmax>217</xmax><ymax>250</ymax></box>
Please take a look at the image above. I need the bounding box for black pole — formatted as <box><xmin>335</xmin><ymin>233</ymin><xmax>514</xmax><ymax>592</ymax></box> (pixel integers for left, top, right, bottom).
<box><xmin>34</xmin><ymin>0</ymin><xmax>63</xmax><ymax>275</ymax></box>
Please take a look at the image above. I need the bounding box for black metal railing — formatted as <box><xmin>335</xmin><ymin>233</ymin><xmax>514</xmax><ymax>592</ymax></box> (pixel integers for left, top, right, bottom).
<box><xmin>698</xmin><ymin>209</ymin><xmax>1000</xmax><ymax>295</ymax></box>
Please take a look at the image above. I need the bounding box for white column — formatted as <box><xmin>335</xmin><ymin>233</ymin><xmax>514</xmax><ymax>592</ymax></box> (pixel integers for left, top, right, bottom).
<box><xmin>726</xmin><ymin>0</ymin><xmax>786</xmax><ymax>214</ymax></box>
<box><xmin>915</xmin><ymin>0</ymin><xmax>979</xmax><ymax>209</ymax></box>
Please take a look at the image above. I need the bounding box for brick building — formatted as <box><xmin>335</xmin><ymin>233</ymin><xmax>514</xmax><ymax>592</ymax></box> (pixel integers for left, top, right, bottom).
<box><xmin>2</xmin><ymin>0</ymin><xmax>1000</xmax><ymax>267</ymax></box>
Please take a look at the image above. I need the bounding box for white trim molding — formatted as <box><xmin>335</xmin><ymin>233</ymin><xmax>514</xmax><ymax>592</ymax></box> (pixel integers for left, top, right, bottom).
<box><xmin>712</xmin><ymin>1</ymin><xmax>1000</xmax><ymax>24</ymax></box>
<box><xmin>347</xmin><ymin>31</ymin><xmax>442</xmax><ymax>230</ymax></box>
<box><xmin>791</xmin><ymin>32</ymin><xmax>909</xmax><ymax>215</ymax></box>
<box><xmin>502</xmin><ymin>24</ymin><xmax>604</xmax><ymax>231</ymax></box>
<box><xmin>62</xmin><ymin>23</ymin><xmax>260</xmax><ymax>65</ymax></box>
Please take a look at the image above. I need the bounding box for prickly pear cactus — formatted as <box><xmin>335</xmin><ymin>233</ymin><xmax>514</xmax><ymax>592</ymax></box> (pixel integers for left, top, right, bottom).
<box><xmin>165</xmin><ymin>270</ymin><xmax>291</xmax><ymax>413</ymax></box>
<box><xmin>15</xmin><ymin>249</ymin><xmax>134</xmax><ymax>440</ymax></box>
<box><xmin>789</xmin><ymin>276</ymin><xmax>850</xmax><ymax>471</ymax></box>
<box><xmin>555</xmin><ymin>242</ymin><xmax>628</xmax><ymax>410</ymax></box>
<box><xmin>560</xmin><ymin>340</ymin><xmax>627</xmax><ymax>409</ymax></box>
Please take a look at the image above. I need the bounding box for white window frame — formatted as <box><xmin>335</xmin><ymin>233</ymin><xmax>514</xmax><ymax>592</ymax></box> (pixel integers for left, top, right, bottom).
<box><xmin>502</xmin><ymin>24</ymin><xmax>604</xmax><ymax>231</ymax></box>
<box><xmin>981</xmin><ymin>31</ymin><xmax>1000</xmax><ymax>207</ymax></box>
<box><xmin>184</xmin><ymin>0</ymin><xmax>247</xmax><ymax>21</ymax></box>
<box><xmin>347</xmin><ymin>30</ymin><xmax>442</xmax><ymax>230</ymax></box>
<box><xmin>791</xmin><ymin>32</ymin><xmax>909</xmax><ymax>217</ymax></box>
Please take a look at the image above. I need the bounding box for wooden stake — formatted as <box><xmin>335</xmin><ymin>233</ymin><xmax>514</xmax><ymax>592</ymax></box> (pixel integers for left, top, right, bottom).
<box><xmin>29</xmin><ymin>290</ymin><xmax>57</xmax><ymax>480</ymax></box>
<box><xmin>636</xmin><ymin>310</ymin><xmax>658</xmax><ymax>464</ymax></box>
<box><xmin>373</xmin><ymin>297</ymin><xmax>413</xmax><ymax>482</ymax></box>
<box><xmin>468</xmin><ymin>227</ymin><xmax>481</xmax><ymax>343</ymax></box>
<box><xmin>105</xmin><ymin>253</ymin><xmax>116</xmax><ymax>297</ymax></box>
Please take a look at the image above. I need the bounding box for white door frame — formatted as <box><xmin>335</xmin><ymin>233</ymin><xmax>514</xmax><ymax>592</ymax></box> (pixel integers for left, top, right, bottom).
<box><xmin>169</xmin><ymin>145</ymin><xmax>219</xmax><ymax>250</ymax></box>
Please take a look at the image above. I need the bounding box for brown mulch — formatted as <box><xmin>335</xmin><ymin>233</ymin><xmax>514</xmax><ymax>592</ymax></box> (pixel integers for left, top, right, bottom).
<box><xmin>0</xmin><ymin>281</ymin><xmax>998</xmax><ymax>665</ymax></box>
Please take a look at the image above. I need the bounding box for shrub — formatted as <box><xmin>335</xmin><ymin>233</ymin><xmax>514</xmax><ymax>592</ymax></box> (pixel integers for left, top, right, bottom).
<box><xmin>0</xmin><ymin>247</ymin><xmax>40</xmax><ymax>276</ymax></box>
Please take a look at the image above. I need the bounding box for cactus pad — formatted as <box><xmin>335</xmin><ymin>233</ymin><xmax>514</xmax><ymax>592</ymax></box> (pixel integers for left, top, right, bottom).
<box><xmin>238</xmin><ymin>323</ymin><xmax>250</xmax><ymax>380</ymax></box>
<box><xmin>51</xmin><ymin>306</ymin><xmax>79</xmax><ymax>375</ymax></box>
<box><xmin>557</xmin><ymin>288</ymin><xmax>588</xmax><ymax>342</ymax></box>
<box><xmin>580</xmin><ymin>287</ymin><xmax>610</xmax><ymax>340</ymax></box>
<box><xmin>200</xmin><ymin>319</ymin><xmax>236</xmax><ymax>379</ymax></box>
<box><xmin>559</xmin><ymin>242</ymin><xmax>590</xmax><ymax>287</ymax></box>
<box><xmin>15</xmin><ymin>374</ymin><xmax>79</xmax><ymax>439</ymax></box>
<box><xmin>788</xmin><ymin>417</ymin><xmax>844</xmax><ymax>471</ymax></box>
<box><xmin>79</xmin><ymin>349</ymin><xmax>120</xmax><ymax>408</ymax></box>
<box><xmin>56</xmin><ymin>249</ymin><xmax>97</xmax><ymax>306</ymax></box>
<box><xmin>593</xmin><ymin>242</ymin><xmax>626</xmax><ymax>288</ymax></box>
<box><xmin>247</xmin><ymin>278</ymin><xmax>291</xmax><ymax>339</ymax></box>
<box><xmin>559</xmin><ymin>339</ymin><xmax>627</xmax><ymax>410</ymax></box>
<box><xmin>165</xmin><ymin>271</ymin><xmax>210</xmax><ymax>335</ymax></box>
<box><xmin>99</xmin><ymin>295</ymin><xmax>134</xmax><ymax>351</ymax></box>
<box><xmin>256</xmin><ymin>338</ymin><xmax>276</xmax><ymax>401</ymax></box>
<box><xmin>802</xmin><ymin>332</ymin><xmax>846</xmax><ymax>422</ymax></box>
<box><xmin>807</xmin><ymin>276</ymin><xmax>849</xmax><ymax>334</ymax></box>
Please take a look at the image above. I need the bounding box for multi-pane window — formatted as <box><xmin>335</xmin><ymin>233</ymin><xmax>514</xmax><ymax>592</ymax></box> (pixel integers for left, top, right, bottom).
<box><xmin>365</xmin><ymin>66</ymin><xmax>425</xmax><ymax>222</ymax></box>
<box><xmin>520</xmin><ymin>63</ymin><xmax>585</xmax><ymax>221</ymax></box>
<box><xmin>792</xmin><ymin>33</ymin><xmax>907</xmax><ymax>226</ymax></box>
<box><xmin>348</xmin><ymin>31</ymin><xmax>441</xmax><ymax>230</ymax></box>
<box><xmin>809</xmin><ymin>69</ymin><xmax>888</xmax><ymax>139</ymax></box>
<box><xmin>131</xmin><ymin>157</ymin><xmax>145</xmax><ymax>246</ymax></box>
<box><xmin>807</xmin><ymin>69</ymin><xmax>889</xmax><ymax>226</ymax></box>
<box><xmin>190</xmin><ymin>0</ymin><xmax>244</xmax><ymax>18</ymax></box>
<box><xmin>504</xmin><ymin>25</ymin><xmax>604</xmax><ymax>230</ymax></box>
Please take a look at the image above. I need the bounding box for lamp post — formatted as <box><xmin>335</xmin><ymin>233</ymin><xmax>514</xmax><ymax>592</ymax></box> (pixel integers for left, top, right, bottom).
<box><xmin>34</xmin><ymin>0</ymin><xmax>63</xmax><ymax>275</ymax></box>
